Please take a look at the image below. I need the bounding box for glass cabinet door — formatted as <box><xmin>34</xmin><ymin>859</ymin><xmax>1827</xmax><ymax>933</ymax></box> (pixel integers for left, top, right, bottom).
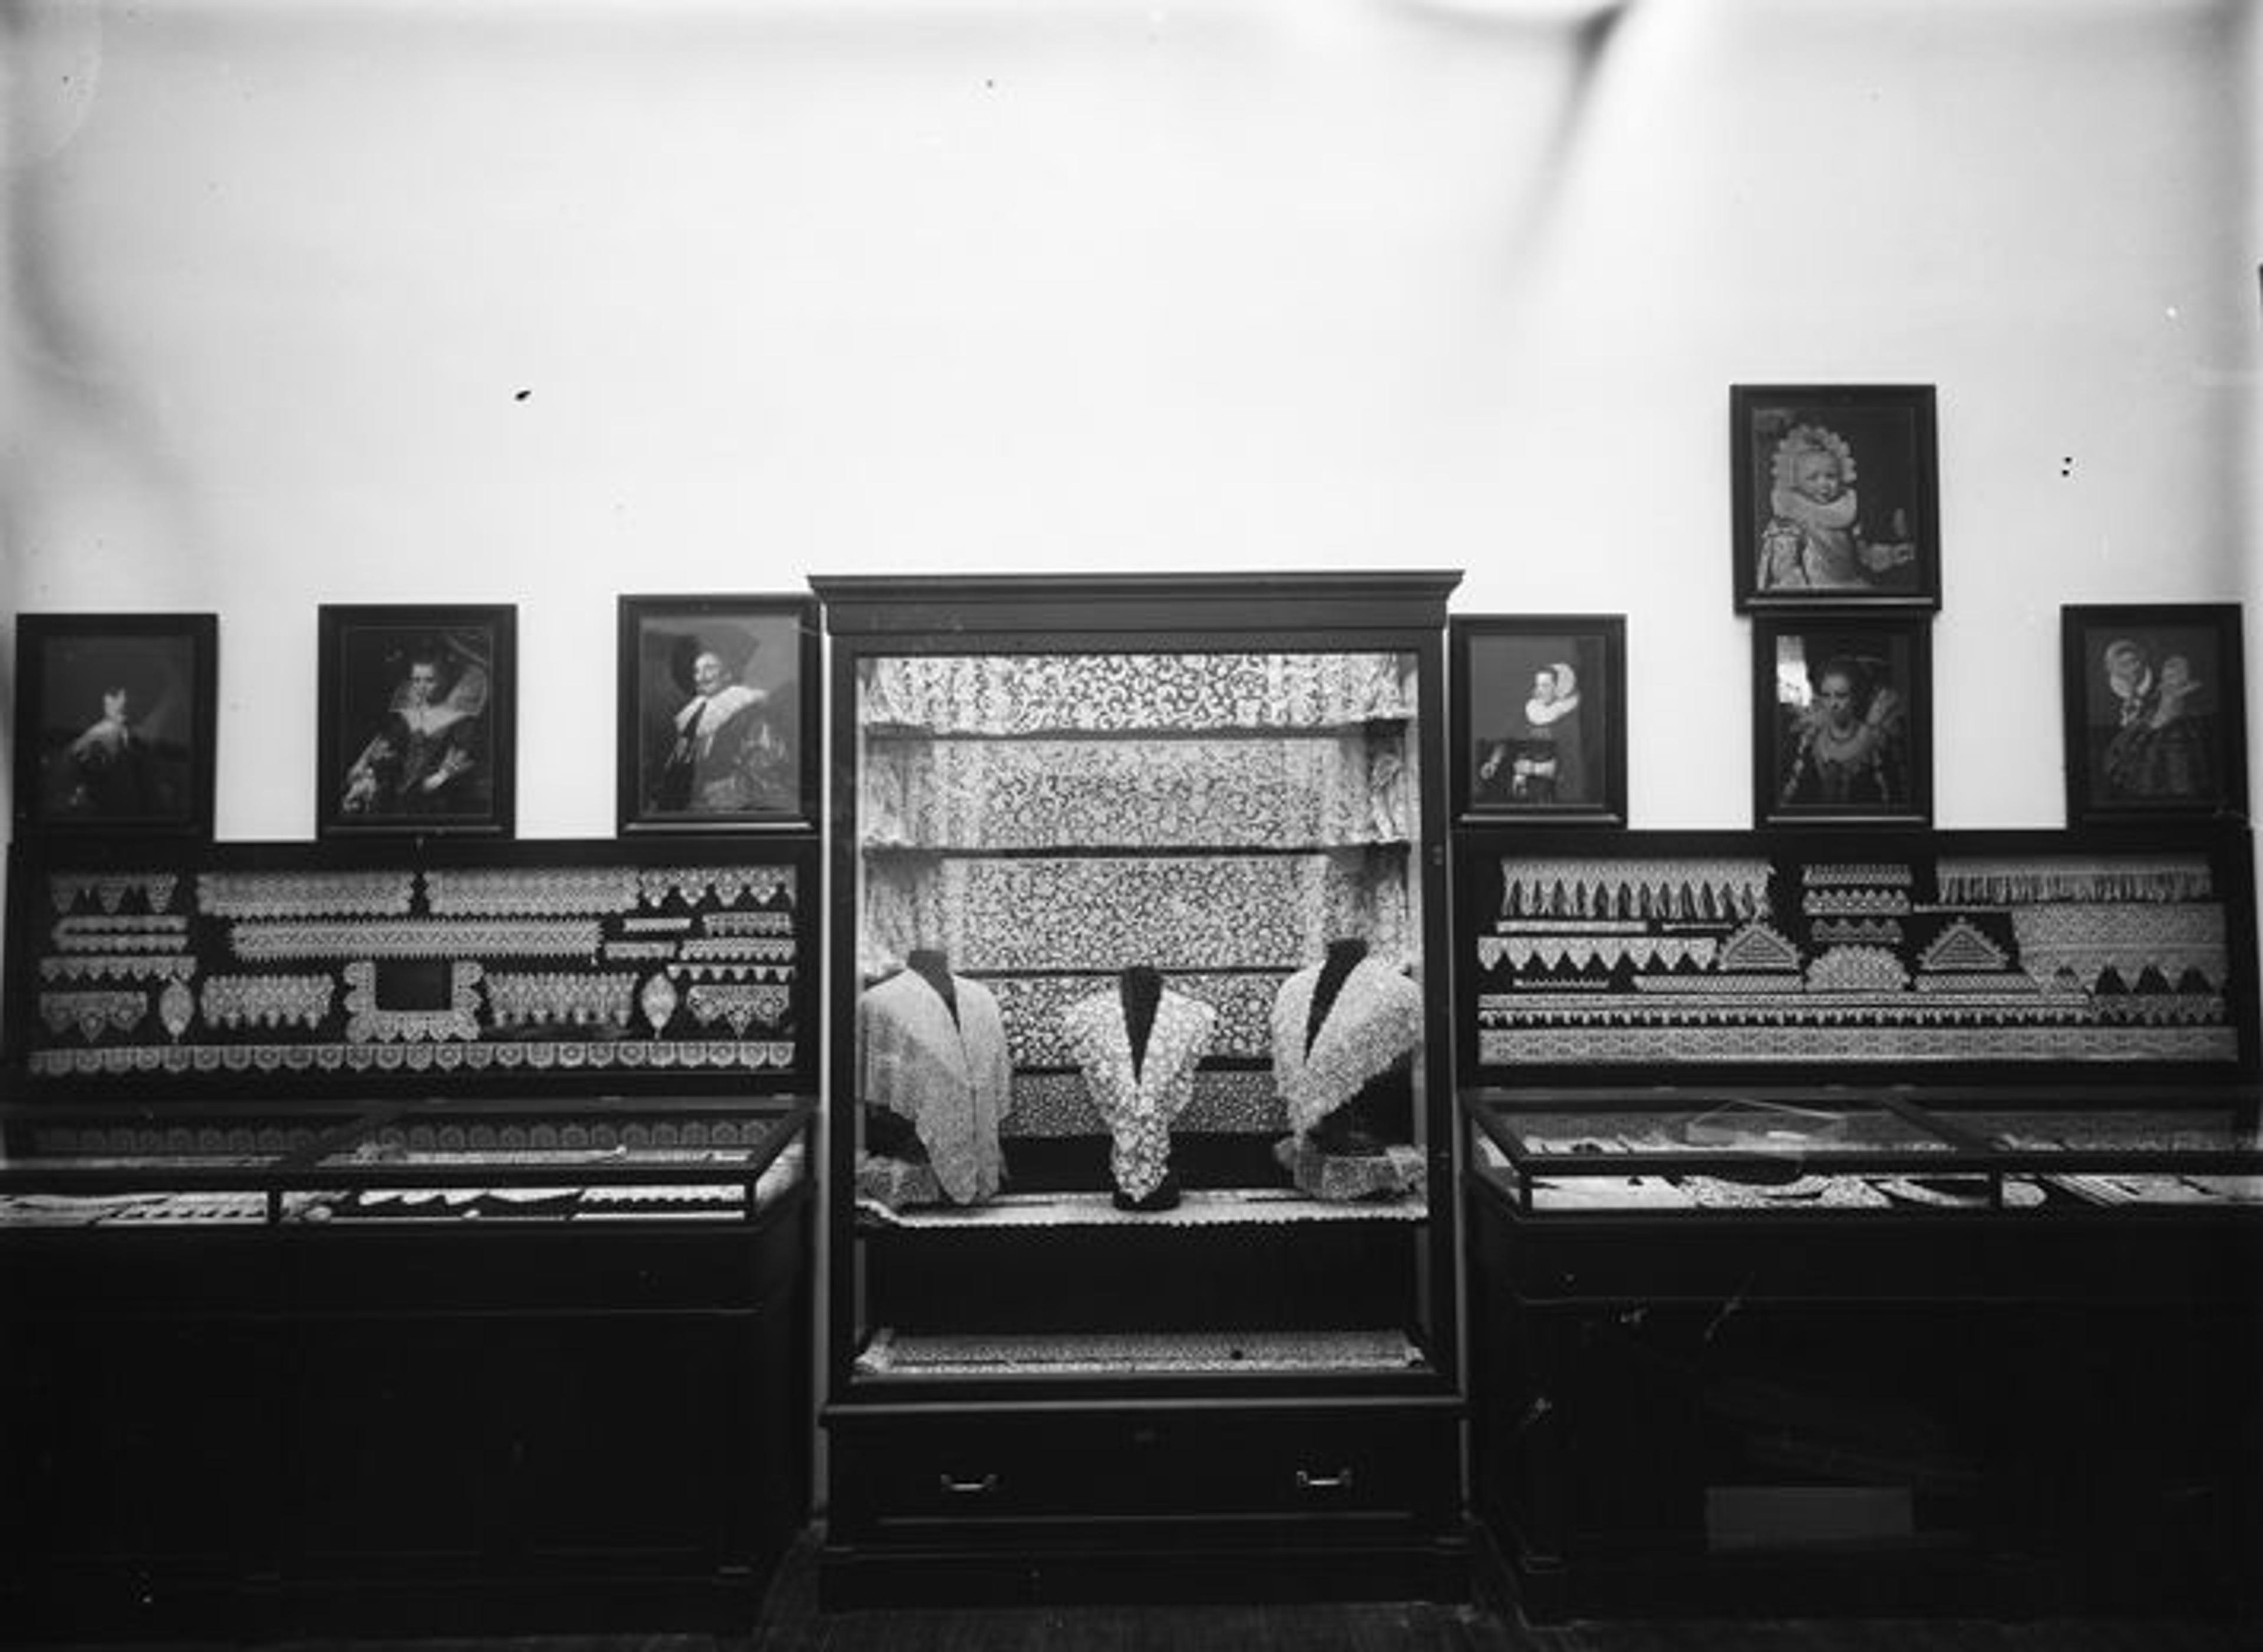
<box><xmin>823</xmin><ymin>597</ymin><xmax>1457</xmax><ymax>1393</ymax></box>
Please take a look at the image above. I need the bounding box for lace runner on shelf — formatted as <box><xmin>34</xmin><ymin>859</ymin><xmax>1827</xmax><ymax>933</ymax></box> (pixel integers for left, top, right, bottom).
<box><xmin>863</xmin><ymin>851</ymin><xmax>1413</xmax><ymax>976</ymax></box>
<box><xmin>862</xmin><ymin>732</ymin><xmax>1413</xmax><ymax>851</ymax></box>
<box><xmin>860</xmin><ymin>652</ymin><xmax>1418</xmax><ymax>736</ymax></box>
<box><xmin>853</xmin><ymin>1185</ymin><xmax>1426</xmax><ymax>1229</ymax></box>
<box><xmin>855</xmin><ymin>1324</ymin><xmax>1426</xmax><ymax>1377</ymax></box>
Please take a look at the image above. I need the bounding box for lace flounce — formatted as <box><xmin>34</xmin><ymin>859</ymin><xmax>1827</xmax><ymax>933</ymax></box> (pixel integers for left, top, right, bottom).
<box><xmin>862</xmin><ymin>731</ymin><xmax>1413</xmax><ymax>851</ymax></box>
<box><xmin>862</xmin><ymin>851</ymin><xmax>1412</xmax><ymax>976</ymax></box>
<box><xmin>860</xmin><ymin>652</ymin><xmax>1418</xmax><ymax>735</ymax></box>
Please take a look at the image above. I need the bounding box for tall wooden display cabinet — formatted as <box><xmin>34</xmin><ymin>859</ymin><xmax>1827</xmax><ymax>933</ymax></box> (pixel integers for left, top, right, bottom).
<box><xmin>811</xmin><ymin>572</ymin><xmax>1466</xmax><ymax>1605</ymax></box>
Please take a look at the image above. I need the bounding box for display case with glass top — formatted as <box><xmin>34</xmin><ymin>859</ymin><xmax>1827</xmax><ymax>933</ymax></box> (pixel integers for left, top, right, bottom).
<box><xmin>279</xmin><ymin>1093</ymin><xmax>810</xmax><ymax>1226</ymax></box>
<box><xmin>1468</xmin><ymin>1086</ymin><xmax>1986</xmax><ymax>1214</ymax></box>
<box><xmin>812</xmin><ymin>571</ymin><xmax>1464</xmax><ymax>1605</ymax></box>
<box><xmin>0</xmin><ymin>1099</ymin><xmax>356</xmax><ymax>1230</ymax></box>
<box><xmin>1955</xmin><ymin>1090</ymin><xmax>2263</xmax><ymax>1208</ymax></box>
<box><xmin>1450</xmin><ymin>825</ymin><xmax>2263</xmax><ymax>1619</ymax></box>
<box><xmin>1468</xmin><ymin>1083</ymin><xmax>2263</xmax><ymax>1218</ymax></box>
<box><xmin>0</xmin><ymin>833</ymin><xmax>821</xmax><ymax>1636</ymax></box>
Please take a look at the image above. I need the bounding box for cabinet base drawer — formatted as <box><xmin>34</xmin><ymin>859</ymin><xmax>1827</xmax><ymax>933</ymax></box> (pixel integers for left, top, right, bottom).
<box><xmin>827</xmin><ymin>1404</ymin><xmax>1459</xmax><ymax>1549</ymax></box>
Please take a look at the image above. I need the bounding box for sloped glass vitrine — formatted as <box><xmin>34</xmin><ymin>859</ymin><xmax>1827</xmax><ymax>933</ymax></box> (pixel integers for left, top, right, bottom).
<box><xmin>1465</xmin><ymin>1084</ymin><xmax>2263</xmax><ymax>1215</ymax></box>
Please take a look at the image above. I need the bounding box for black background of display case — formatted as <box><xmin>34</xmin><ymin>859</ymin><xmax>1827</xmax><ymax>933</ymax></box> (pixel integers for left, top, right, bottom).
<box><xmin>2</xmin><ymin>833</ymin><xmax>822</xmax><ymax>1105</ymax></box>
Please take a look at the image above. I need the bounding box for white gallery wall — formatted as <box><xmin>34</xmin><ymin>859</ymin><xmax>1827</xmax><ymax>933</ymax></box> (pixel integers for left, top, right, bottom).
<box><xmin>2</xmin><ymin>0</ymin><xmax>2257</xmax><ymax>844</ymax></box>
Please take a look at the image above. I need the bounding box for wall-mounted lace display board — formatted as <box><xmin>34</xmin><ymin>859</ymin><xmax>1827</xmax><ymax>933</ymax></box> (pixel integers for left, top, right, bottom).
<box><xmin>4</xmin><ymin>835</ymin><xmax>819</xmax><ymax>1102</ymax></box>
<box><xmin>1454</xmin><ymin>823</ymin><xmax>2258</xmax><ymax>1084</ymax></box>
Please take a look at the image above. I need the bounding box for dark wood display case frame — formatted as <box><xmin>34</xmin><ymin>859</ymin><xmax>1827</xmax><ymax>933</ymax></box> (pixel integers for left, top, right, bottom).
<box><xmin>0</xmin><ymin>832</ymin><xmax>822</xmax><ymax>1640</ymax></box>
<box><xmin>811</xmin><ymin>570</ymin><xmax>1468</xmax><ymax>1606</ymax></box>
<box><xmin>1450</xmin><ymin>821</ymin><xmax>2263</xmax><ymax>1623</ymax></box>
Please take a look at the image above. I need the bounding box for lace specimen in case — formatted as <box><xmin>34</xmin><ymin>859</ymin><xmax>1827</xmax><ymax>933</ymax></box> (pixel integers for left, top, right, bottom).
<box><xmin>685</xmin><ymin>982</ymin><xmax>793</xmax><ymax>1037</ymax></box>
<box><xmin>230</xmin><ymin>920</ymin><xmax>606</xmax><ymax>961</ymax></box>
<box><xmin>51</xmin><ymin>916</ymin><xmax>193</xmax><ymax>953</ymax></box>
<box><xmin>859</xmin><ymin>653</ymin><xmax>1419</xmax><ymax>736</ymax></box>
<box><xmin>29</xmin><ymin>1038</ymin><xmax>797</xmax><ymax>1078</ymax></box>
<box><xmin>863</xmin><ymin>852</ymin><xmax>1413</xmax><ymax>977</ymax></box>
<box><xmin>486</xmin><ymin>972</ymin><xmax>638</xmax><ymax>1029</ymax></box>
<box><xmin>51</xmin><ymin>873</ymin><xmax>181</xmax><ymax>915</ymax></box>
<box><xmin>39</xmin><ymin>989</ymin><xmax>148</xmax><ymax>1042</ymax></box>
<box><xmin>862</xmin><ymin>732</ymin><xmax>1414</xmax><ymax>852</ymax></box>
<box><xmin>425</xmin><ymin>868</ymin><xmax>642</xmax><ymax>916</ymax></box>
<box><xmin>40</xmin><ymin>955</ymin><xmax>198</xmax><ymax>983</ymax></box>
<box><xmin>638</xmin><ymin>866</ymin><xmax>797</xmax><ymax>910</ymax></box>
<box><xmin>343</xmin><ymin>960</ymin><xmax>484</xmax><ymax>1044</ymax></box>
<box><xmin>1061</xmin><ymin>984</ymin><xmax>1217</xmax><ymax>1206</ymax></box>
<box><xmin>202</xmin><ymin>973</ymin><xmax>336</xmax><ymax>1031</ymax></box>
<box><xmin>857</xmin><ymin>966</ymin><xmax>1012</xmax><ymax>1207</ymax></box>
<box><xmin>195</xmin><ymin>871</ymin><xmax>415</xmax><ymax>918</ymax></box>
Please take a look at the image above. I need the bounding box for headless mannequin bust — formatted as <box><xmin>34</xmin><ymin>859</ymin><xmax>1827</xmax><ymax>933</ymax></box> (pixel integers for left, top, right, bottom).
<box><xmin>1113</xmin><ymin>963</ymin><xmax>1177</xmax><ymax>1213</ymax></box>
<box><xmin>1306</xmin><ymin>937</ymin><xmax>1368</xmax><ymax>1054</ymax></box>
<box><xmin>1120</xmin><ymin>963</ymin><xmax>1163</xmax><ymax>1081</ymax></box>
<box><xmin>908</xmin><ymin>946</ymin><xmax>958</xmax><ymax>1025</ymax></box>
<box><xmin>1304</xmin><ymin>936</ymin><xmax>1406</xmax><ymax>1158</ymax></box>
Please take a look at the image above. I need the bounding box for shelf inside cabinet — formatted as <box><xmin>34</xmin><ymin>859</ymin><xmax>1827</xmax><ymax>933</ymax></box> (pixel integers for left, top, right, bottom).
<box><xmin>854</xmin><ymin>1325</ymin><xmax>1431</xmax><ymax>1382</ymax></box>
<box><xmin>855</xmin><ymin>1183</ymin><xmax>1425</xmax><ymax>1231</ymax></box>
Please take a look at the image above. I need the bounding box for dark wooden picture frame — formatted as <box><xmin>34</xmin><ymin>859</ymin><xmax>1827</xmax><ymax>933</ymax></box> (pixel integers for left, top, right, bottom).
<box><xmin>1732</xmin><ymin>384</ymin><xmax>1940</xmax><ymax>611</ymax></box>
<box><xmin>2061</xmin><ymin>603</ymin><xmax>2246</xmax><ymax>824</ymax></box>
<box><xmin>1754</xmin><ymin>612</ymin><xmax>1931</xmax><ymax>827</ymax></box>
<box><xmin>317</xmin><ymin>603</ymin><xmax>516</xmax><ymax>840</ymax></box>
<box><xmin>11</xmin><ymin>612</ymin><xmax>217</xmax><ymax>837</ymax></box>
<box><xmin>617</xmin><ymin>593</ymin><xmax>820</xmax><ymax>834</ymax></box>
<box><xmin>1450</xmin><ymin>614</ymin><xmax>1628</xmax><ymax>824</ymax></box>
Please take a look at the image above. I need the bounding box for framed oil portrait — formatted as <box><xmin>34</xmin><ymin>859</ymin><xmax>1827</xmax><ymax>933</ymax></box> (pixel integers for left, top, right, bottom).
<box><xmin>1450</xmin><ymin>614</ymin><xmax>1627</xmax><ymax>824</ymax></box>
<box><xmin>2061</xmin><ymin>603</ymin><xmax>2246</xmax><ymax>825</ymax></box>
<box><xmin>1754</xmin><ymin>612</ymin><xmax>1931</xmax><ymax>827</ymax></box>
<box><xmin>617</xmin><ymin>594</ymin><xmax>819</xmax><ymax>833</ymax></box>
<box><xmin>11</xmin><ymin>613</ymin><xmax>217</xmax><ymax>837</ymax></box>
<box><xmin>316</xmin><ymin>604</ymin><xmax>515</xmax><ymax>840</ymax></box>
<box><xmin>1732</xmin><ymin>385</ymin><xmax>1940</xmax><ymax>612</ymax></box>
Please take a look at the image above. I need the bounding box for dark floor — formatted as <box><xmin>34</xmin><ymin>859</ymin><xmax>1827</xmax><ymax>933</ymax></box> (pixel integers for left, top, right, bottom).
<box><xmin>545</xmin><ymin>1539</ymin><xmax>2255</xmax><ymax>1652</ymax></box>
<box><xmin>33</xmin><ymin>1534</ymin><xmax>2260</xmax><ymax>1652</ymax></box>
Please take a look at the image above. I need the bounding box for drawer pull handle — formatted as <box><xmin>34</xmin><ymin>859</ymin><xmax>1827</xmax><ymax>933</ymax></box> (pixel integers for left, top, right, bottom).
<box><xmin>938</xmin><ymin>1472</ymin><xmax>999</xmax><ymax>1496</ymax></box>
<box><xmin>1295</xmin><ymin>1468</ymin><xmax>1355</xmax><ymax>1493</ymax></box>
